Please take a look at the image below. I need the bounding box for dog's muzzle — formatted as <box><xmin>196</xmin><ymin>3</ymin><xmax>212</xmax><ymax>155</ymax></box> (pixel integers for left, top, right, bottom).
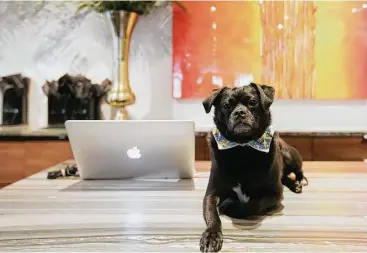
<box><xmin>229</xmin><ymin>106</ymin><xmax>254</xmax><ymax>134</ymax></box>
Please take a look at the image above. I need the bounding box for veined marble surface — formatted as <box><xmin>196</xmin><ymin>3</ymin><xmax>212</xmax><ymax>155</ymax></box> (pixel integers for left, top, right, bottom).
<box><xmin>0</xmin><ymin>162</ymin><xmax>367</xmax><ymax>252</ymax></box>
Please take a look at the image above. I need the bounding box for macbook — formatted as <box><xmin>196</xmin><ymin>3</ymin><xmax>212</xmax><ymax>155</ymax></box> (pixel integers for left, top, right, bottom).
<box><xmin>65</xmin><ymin>120</ymin><xmax>195</xmax><ymax>180</ymax></box>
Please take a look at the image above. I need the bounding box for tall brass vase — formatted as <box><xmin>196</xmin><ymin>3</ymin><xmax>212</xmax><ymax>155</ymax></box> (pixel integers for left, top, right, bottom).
<box><xmin>106</xmin><ymin>11</ymin><xmax>139</xmax><ymax>120</ymax></box>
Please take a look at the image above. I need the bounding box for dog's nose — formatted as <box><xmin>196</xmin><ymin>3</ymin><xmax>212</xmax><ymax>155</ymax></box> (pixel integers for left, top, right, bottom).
<box><xmin>233</xmin><ymin>109</ymin><xmax>246</xmax><ymax>118</ymax></box>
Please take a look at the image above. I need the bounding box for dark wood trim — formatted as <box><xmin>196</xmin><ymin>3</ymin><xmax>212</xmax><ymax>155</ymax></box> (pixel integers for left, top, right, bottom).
<box><xmin>0</xmin><ymin>135</ymin><xmax>69</xmax><ymax>141</ymax></box>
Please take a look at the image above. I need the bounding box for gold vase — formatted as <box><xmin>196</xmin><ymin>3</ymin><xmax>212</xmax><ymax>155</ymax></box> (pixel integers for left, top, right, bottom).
<box><xmin>106</xmin><ymin>11</ymin><xmax>139</xmax><ymax>120</ymax></box>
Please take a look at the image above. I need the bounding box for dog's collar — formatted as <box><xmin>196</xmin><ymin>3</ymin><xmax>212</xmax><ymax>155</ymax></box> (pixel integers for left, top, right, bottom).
<box><xmin>212</xmin><ymin>125</ymin><xmax>275</xmax><ymax>153</ymax></box>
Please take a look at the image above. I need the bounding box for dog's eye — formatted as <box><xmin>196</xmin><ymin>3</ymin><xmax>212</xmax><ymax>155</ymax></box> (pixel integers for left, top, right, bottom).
<box><xmin>249</xmin><ymin>99</ymin><xmax>258</xmax><ymax>106</ymax></box>
<box><xmin>223</xmin><ymin>102</ymin><xmax>231</xmax><ymax>109</ymax></box>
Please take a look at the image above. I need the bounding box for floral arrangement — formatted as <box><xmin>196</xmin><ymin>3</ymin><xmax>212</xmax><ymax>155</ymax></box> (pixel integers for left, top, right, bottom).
<box><xmin>75</xmin><ymin>1</ymin><xmax>185</xmax><ymax>15</ymax></box>
<box><xmin>38</xmin><ymin>1</ymin><xmax>186</xmax><ymax>16</ymax></box>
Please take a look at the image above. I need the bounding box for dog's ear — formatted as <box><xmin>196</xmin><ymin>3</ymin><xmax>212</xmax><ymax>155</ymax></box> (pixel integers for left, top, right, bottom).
<box><xmin>101</xmin><ymin>79</ymin><xmax>112</xmax><ymax>91</ymax></box>
<box><xmin>202</xmin><ymin>87</ymin><xmax>227</xmax><ymax>114</ymax></box>
<box><xmin>42</xmin><ymin>81</ymin><xmax>50</xmax><ymax>95</ymax></box>
<box><xmin>91</xmin><ymin>84</ymin><xmax>103</xmax><ymax>98</ymax></box>
<box><xmin>251</xmin><ymin>83</ymin><xmax>275</xmax><ymax>110</ymax></box>
<box><xmin>0</xmin><ymin>79</ymin><xmax>9</xmax><ymax>93</ymax></box>
<box><xmin>58</xmin><ymin>74</ymin><xmax>72</xmax><ymax>85</ymax></box>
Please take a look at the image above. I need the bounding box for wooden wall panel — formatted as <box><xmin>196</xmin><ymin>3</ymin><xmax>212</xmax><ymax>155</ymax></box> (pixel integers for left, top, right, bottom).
<box><xmin>23</xmin><ymin>142</ymin><xmax>73</xmax><ymax>177</ymax></box>
<box><xmin>281</xmin><ymin>137</ymin><xmax>313</xmax><ymax>161</ymax></box>
<box><xmin>0</xmin><ymin>143</ymin><xmax>25</xmax><ymax>186</ymax></box>
<box><xmin>195</xmin><ymin>136</ymin><xmax>205</xmax><ymax>161</ymax></box>
<box><xmin>197</xmin><ymin>135</ymin><xmax>314</xmax><ymax>161</ymax></box>
<box><xmin>0</xmin><ymin>141</ymin><xmax>73</xmax><ymax>187</ymax></box>
<box><xmin>0</xmin><ymin>134</ymin><xmax>366</xmax><ymax>188</ymax></box>
<box><xmin>204</xmin><ymin>142</ymin><xmax>211</xmax><ymax>161</ymax></box>
<box><xmin>196</xmin><ymin>134</ymin><xmax>366</xmax><ymax>162</ymax></box>
<box><xmin>313</xmin><ymin>137</ymin><xmax>367</xmax><ymax>161</ymax></box>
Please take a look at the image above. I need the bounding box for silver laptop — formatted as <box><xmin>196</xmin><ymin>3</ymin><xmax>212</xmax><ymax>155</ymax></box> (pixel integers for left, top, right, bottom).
<box><xmin>65</xmin><ymin>120</ymin><xmax>195</xmax><ymax>180</ymax></box>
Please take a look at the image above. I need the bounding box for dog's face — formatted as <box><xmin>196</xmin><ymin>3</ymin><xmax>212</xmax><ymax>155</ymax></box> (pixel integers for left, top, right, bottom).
<box><xmin>57</xmin><ymin>74</ymin><xmax>92</xmax><ymax>99</ymax></box>
<box><xmin>203</xmin><ymin>83</ymin><xmax>275</xmax><ymax>143</ymax></box>
<box><xmin>73</xmin><ymin>80</ymin><xmax>92</xmax><ymax>99</ymax></box>
<box><xmin>69</xmin><ymin>76</ymin><xmax>92</xmax><ymax>99</ymax></box>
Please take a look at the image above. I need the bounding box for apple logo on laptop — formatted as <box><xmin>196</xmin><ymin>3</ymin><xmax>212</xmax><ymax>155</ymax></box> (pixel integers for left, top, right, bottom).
<box><xmin>127</xmin><ymin>146</ymin><xmax>142</xmax><ymax>159</ymax></box>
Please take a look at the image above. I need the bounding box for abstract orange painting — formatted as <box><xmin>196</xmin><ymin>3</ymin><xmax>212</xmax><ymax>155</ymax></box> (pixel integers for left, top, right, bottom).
<box><xmin>172</xmin><ymin>1</ymin><xmax>367</xmax><ymax>99</ymax></box>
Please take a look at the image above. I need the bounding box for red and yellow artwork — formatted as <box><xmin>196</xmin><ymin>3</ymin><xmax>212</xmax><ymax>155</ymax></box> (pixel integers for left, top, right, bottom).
<box><xmin>172</xmin><ymin>1</ymin><xmax>367</xmax><ymax>99</ymax></box>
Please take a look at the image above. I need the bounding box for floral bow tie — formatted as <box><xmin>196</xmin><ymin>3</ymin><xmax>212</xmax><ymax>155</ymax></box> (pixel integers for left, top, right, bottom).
<box><xmin>212</xmin><ymin>125</ymin><xmax>275</xmax><ymax>153</ymax></box>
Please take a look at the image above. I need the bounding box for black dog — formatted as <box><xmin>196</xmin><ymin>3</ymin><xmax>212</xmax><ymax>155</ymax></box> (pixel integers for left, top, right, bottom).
<box><xmin>0</xmin><ymin>74</ymin><xmax>29</xmax><ymax>125</ymax></box>
<box><xmin>58</xmin><ymin>74</ymin><xmax>93</xmax><ymax>100</ymax></box>
<box><xmin>42</xmin><ymin>75</ymin><xmax>112</xmax><ymax>123</ymax></box>
<box><xmin>199</xmin><ymin>83</ymin><xmax>307</xmax><ymax>252</ymax></box>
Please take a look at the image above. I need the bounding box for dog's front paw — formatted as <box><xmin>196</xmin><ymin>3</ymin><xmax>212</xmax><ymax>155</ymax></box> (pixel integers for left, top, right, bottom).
<box><xmin>283</xmin><ymin>173</ymin><xmax>309</xmax><ymax>194</ymax></box>
<box><xmin>293</xmin><ymin>175</ymin><xmax>309</xmax><ymax>193</ymax></box>
<box><xmin>300</xmin><ymin>176</ymin><xmax>309</xmax><ymax>186</ymax></box>
<box><xmin>200</xmin><ymin>230</ymin><xmax>223</xmax><ymax>252</ymax></box>
<box><xmin>292</xmin><ymin>180</ymin><xmax>303</xmax><ymax>193</ymax></box>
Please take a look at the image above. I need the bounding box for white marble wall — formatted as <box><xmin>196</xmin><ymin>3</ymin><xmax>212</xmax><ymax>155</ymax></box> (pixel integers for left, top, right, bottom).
<box><xmin>0</xmin><ymin>1</ymin><xmax>172</xmax><ymax>129</ymax></box>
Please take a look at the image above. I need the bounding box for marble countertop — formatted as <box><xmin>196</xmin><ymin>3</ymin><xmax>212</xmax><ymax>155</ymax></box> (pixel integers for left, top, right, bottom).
<box><xmin>0</xmin><ymin>161</ymin><xmax>367</xmax><ymax>252</ymax></box>
<box><xmin>0</xmin><ymin>125</ymin><xmax>366</xmax><ymax>141</ymax></box>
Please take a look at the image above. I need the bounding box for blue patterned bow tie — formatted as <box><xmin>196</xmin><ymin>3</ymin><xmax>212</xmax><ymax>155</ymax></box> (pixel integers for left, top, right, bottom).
<box><xmin>212</xmin><ymin>125</ymin><xmax>275</xmax><ymax>153</ymax></box>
